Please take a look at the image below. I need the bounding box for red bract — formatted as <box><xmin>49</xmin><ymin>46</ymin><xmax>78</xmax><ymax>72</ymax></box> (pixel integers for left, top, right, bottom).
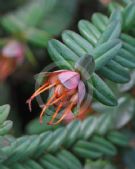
<box><xmin>27</xmin><ymin>70</ymin><xmax>90</xmax><ymax>125</ymax></box>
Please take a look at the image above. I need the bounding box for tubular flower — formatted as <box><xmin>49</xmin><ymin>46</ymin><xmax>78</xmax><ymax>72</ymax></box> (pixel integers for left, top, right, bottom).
<box><xmin>0</xmin><ymin>40</ymin><xmax>24</xmax><ymax>81</ymax></box>
<box><xmin>27</xmin><ymin>70</ymin><xmax>91</xmax><ymax>125</ymax></box>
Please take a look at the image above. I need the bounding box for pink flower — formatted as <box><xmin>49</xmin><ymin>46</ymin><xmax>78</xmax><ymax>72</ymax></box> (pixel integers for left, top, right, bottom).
<box><xmin>2</xmin><ymin>40</ymin><xmax>24</xmax><ymax>64</ymax></box>
<box><xmin>0</xmin><ymin>40</ymin><xmax>24</xmax><ymax>81</ymax></box>
<box><xmin>27</xmin><ymin>70</ymin><xmax>89</xmax><ymax>125</ymax></box>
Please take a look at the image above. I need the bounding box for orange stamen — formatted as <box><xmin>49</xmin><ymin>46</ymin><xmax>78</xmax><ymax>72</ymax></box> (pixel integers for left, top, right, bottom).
<box><xmin>49</xmin><ymin>92</ymin><xmax>67</xmax><ymax>106</ymax></box>
<box><xmin>48</xmin><ymin>102</ymin><xmax>63</xmax><ymax>125</ymax></box>
<box><xmin>39</xmin><ymin>93</ymin><xmax>56</xmax><ymax>124</ymax></box>
<box><xmin>27</xmin><ymin>82</ymin><xmax>56</xmax><ymax>111</ymax></box>
<box><xmin>51</xmin><ymin>102</ymin><xmax>74</xmax><ymax>125</ymax></box>
<box><xmin>35</xmin><ymin>82</ymin><xmax>49</xmax><ymax>93</ymax></box>
<box><xmin>36</xmin><ymin>83</ymin><xmax>56</xmax><ymax>95</ymax></box>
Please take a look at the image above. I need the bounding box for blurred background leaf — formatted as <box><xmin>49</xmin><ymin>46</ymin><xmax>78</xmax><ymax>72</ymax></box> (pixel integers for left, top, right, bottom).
<box><xmin>92</xmin><ymin>95</ymin><xmax>135</xmax><ymax>129</ymax></box>
<box><xmin>1</xmin><ymin>0</ymin><xmax>79</xmax><ymax>47</ymax></box>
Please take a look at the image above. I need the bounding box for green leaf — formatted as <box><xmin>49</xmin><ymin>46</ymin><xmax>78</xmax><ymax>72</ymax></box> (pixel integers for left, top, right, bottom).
<box><xmin>108</xmin><ymin>2</ymin><xmax>124</xmax><ymax>13</ymax></box>
<box><xmin>64</xmin><ymin>121</ymin><xmax>81</xmax><ymax>147</ymax></box>
<box><xmin>74</xmin><ymin>136</ymin><xmax>116</xmax><ymax>157</ymax></box>
<box><xmin>47</xmin><ymin>128</ymin><xmax>66</xmax><ymax>152</ymax></box>
<box><xmin>93</xmin><ymin>96</ymin><xmax>135</xmax><ymax>129</ymax></box>
<box><xmin>99</xmin><ymin>60</ymin><xmax>130</xmax><ymax>83</ymax></box>
<box><xmin>24</xmin><ymin>28</ymin><xmax>51</xmax><ymax>47</ymax></box>
<box><xmin>39</xmin><ymin>155</ymin><xmax>63</xmax><ymax>169</ymax></box>
<box><xmin>84</xmin><ymin>160</ymin><xmax>116</xmax><ymax>169</ymax></box>
<box><xmin>91</xmin><ymin>135</ymin><xmax>117</xmax><ymax>156</ymax></box>
<box><xmin>1</xmin><ymin>0</ymin><xmax>78</xmax><ymax>46</ymax></box>
<box><xmin>57</xmin><ymin>150</ymin><xmax>82</xmax><ymax>169</ymax></box>
<box><xmin>80</xmin><ymin>117</ymin><xmax>97</xmax><ymax>140</ymax></box>
<box><xmin>62</xmin><ymin>30</ymin><xmax>94</xmax><ymax>57</ymax></box>
<box><xmin>0</xmin><ymin>105</ymin><xmax>10</xmax><ymax>124</ymax></box>
<box><xmin>78</xmin><ymin>20</ymin><xmax>101</xmax><ymax>46</ymax></box>
<box><xmin>113</xmin><ymin>96</ymin><xmax>135</xmax><ymax>128</ymax></box>
<box><xmin>123</xmin><ymin>2</ymin><xmax>135</xmax><ymax>30</ymax></box>
<box><xmin>15</xmin><ymin>0</ymin><xmax>56</xmax><ymax>27</ymax></box>
<box><xmin>40</xmin><ymin>154</ymin><xmax>66</xmax><ymax>169</ymax></box>
<box><xmin>94</xmin><ymin>40</ymin><xmax>122</xmax><ymax>70</ymax></box>
<box><xmin>96</xmin><ymin>113</ymin><xmax>112</xmax><ymax>135</ymax></box>
<box><xmin>118</xmin><ymin>70</ymin><xmax>135</xmax><ymax>92</ymax></box>
<box><xmin>98</xmin><ymin>21</ymin><xmax>121</xmax><ymax>44</ymax></box>
<box><xmin>24</xmin><ymin>160</ymin><xmax>43</xmax><ymax>169</ymax></box>
<box><xmin>123</xmin><ymin>41</ymin><xmax>135</xmax><ymax>56</ymax></box>
<box><xmin>48</xmin><ymin>39</ymin><xmax>78</xmax><ymax>69</ymax></box>
<box><xmin>26</xmin><ymin>115</ymin><xmax>59</xmax><ymax>134</ymax></box>
<box><xmin>114</xmin><ymin>48</ymin><xmax>135</xmax><ymax>69</ymax></box>
<box><xmin>34</xmin><ymin>132</ymin><xmax>53</xmax><ymax>158</ymax></box>
<box><xmin>41</xmin><ymin>0</ymin><xmax>79</xmax><ymax>35</ymax></box>
<box><xmin>121</xmin><ymin>33</ymin><xmax>135</xmax><ymax>46</ymax></box>
<box><xmin>1</xmin><ymin>0</ymin><xmax>57</xmax><ymax>33</ymax></box>
<box><xmin>1</xmin><ymin>15</ymin><xmax>25</xmax><ymax>34</ymax></box>
<box><xmin>0</xmin><ymin>121</ymin><xmax>13</xmax><ymax>135</ymax></box>
<box><xmin>4</xmin><ymin>137</ymin><xmax>31</xmax><ymax>164</ymax></box>
<box><xmin>73</xmin><ymin>140</ymin><xmax>102</xmax><ymax>159</ymax></box>
<box><xmin>90</xmin><ymin>73</ymin><xmax>117</xmax><ymax>106</ymax></box>
<box><xmin>107</xmin><ymin>131</ymin><xmax>129</xmax><ymax>146</ymax></box>
<box><xmin>109</xmin><ymin>9</ymin><xmax>122</xmax><ymax>24</ymax></box>
<box><xmin>91</xmin><ymin>13</ymin><xmax>108</xmax><ymax>32</ymax></box>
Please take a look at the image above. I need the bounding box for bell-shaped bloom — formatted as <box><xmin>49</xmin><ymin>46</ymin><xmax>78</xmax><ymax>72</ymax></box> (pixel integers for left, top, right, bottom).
<box><xmin>0</xmin><ymin>40</ymin><xmax>24</xmax><ymax>81</ymax></box>
<box><xmin>27</xmin><ymin>70</ymin><xmax>91</xmax><ymax>125</ymax></box>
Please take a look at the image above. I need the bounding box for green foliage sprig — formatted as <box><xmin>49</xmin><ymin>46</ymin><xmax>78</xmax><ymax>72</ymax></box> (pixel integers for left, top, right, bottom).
<box><xmin>0</xmin><ymin>104</ymin><xmax>129</xmax><ymax>169</ymax></box>
<box><xmin>48</xmin><ymin>2</ymin><xmax>135</xmax><ymax>107</ymax></box>
<box><xmin>1</xmin><ymin>0</ymin><xmax>78</xmax><ymax>47</ymax></box>
<box><xmin>0</xmin><ymin>105</ymin><xmax>12</xmax><ymax>136</ymax></box>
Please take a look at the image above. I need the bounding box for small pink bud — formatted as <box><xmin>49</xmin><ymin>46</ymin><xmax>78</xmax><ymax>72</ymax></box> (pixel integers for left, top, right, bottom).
<box><xmin>2</xmin><ymin>40</ymin><xmax>25</xmax><ymax>64</ymax></box>
<box><xmin>63</xmin><ymin>111</ymin><xmax>74</xmax><ymax>124</ymax></box>
<box><xmin>99</xmin><ymin>0</ymin><xmax>112</xmax><ymax>6</ymax></box>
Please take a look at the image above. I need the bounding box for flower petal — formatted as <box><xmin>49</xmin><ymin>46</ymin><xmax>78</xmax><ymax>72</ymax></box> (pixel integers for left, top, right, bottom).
<box><xmin>58</xmin><ymin>71</ymin><xmax>80</xmax><ymax>89</ymax></box>
<box><xmin>78</xmin><ymin>80</ymin><xmax>86</xmax><ymax>104</ymax></box>
<box><xmin>34</xmin><ymin>70</ymin><xmax>68</xmax><ymax>84</ymax></box>
<box><xmin>34</xmin><ymin>70</ymin><xmax>67</xmax><ymax>81</ymax></box>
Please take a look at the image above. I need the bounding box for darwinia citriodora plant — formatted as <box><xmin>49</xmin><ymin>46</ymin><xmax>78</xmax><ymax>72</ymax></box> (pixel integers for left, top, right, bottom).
<box><xmin>27</xmin><ymin>70</ymin><xmax>92</xmax><ymax>125</ymax></box>
<box><xmin>0</xmin><ymin>40</ymin><xmax>24</xmax><ymax>81</ymax></box>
